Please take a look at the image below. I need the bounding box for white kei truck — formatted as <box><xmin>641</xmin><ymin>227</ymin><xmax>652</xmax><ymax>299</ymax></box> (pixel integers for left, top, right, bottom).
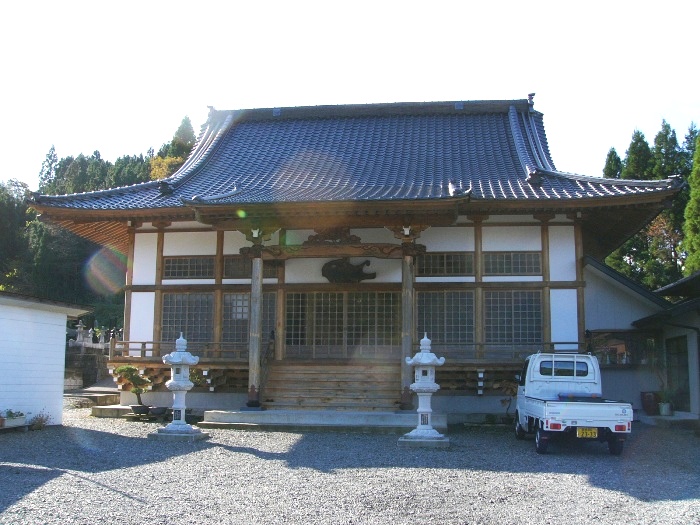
<box><xmin>514</xmin><ymin>352</ymin><xmax>633</xmax><ymax>455</ymax></box>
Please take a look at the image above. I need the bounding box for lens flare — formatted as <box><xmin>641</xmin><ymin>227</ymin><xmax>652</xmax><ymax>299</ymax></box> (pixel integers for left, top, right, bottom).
<box><xmin>237</xmin><ymin>209</ymin><xmax>247</xmax><ymax>218</ymax></box>
<box><xmin>84</xmin><ymin>247</ymin><xmax>127</xmax><ymax>295</ymax></box>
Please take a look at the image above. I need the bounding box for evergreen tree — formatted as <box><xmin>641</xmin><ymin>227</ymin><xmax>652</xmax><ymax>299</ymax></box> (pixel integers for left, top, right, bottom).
<box><xmin>607</xmin><ymin>121</ymin><xmax>691</xmax><ymax>288</ymax></box>
<box><xmin>620</xmin><ymin>130</ymin><xmax>653</xmax><ymax>180</ymax></box>
<box><xmin>169</xmin><ymin>116</ymin><xmax>196</xmax><ymax>158</ymax></box>
<box><xmin>682</xmin><ymin>123</ymin><xmax>698</xmax><ymax>177</ymax></box>
<box><xmin>0</xmin><ymin>180</ymin><xmax>30</xmax><ymax>290</ymax></box>
<box><xmin>682</xmin><ymin>136</ymin><xmax>700</xmax><ymax>274</ymax></box>
<box><xmin>38</xmin><ymin>146</ymin><xmax>59</xmax><ymax>193</ymax></box>
<box><xmin>107</xmin><ymin>154</ymin><xmax>150</xmax><ymax>188</ymax></box>
<box><xmin>149</xmin><ymin>116</ymin><xmax>197</xmax><ymax>180</ymax></box>
<box><xmin>603</xmin><ymin>148</ymin><xmax>622</xmax><ymax>178</ymax></box>
<box><xmin>651</xmin><ymin>120</ymin><xmax>682</xmax><ymax>180</ymax></box>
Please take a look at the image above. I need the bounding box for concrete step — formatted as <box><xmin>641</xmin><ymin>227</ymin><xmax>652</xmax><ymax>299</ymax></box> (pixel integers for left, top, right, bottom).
<box><xmin>263</xmin><ymin>399</ymin><xmax>401</xmax><ymax>411</ymax></box>
<box><xmin>200</xmin><ymin>409</ymin><xmax>446</xmax><ymax>432</ymax></box>
<box><xmin>91</xmin><ymin>404</ymin><xmax>132</xmax><ymax>418</ymax></box>
<box><xmin>64</xmin><ymin>393</ymin><xmax>121</xmax><ymax>406</ymax></box>
<box><xmin>638</xmin><ymin>412</ymin><xmax>700</xmax><ymax>429</ymax></box>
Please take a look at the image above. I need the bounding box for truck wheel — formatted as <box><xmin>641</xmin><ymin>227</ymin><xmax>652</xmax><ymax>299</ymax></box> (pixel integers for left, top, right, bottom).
<box><xmin>514</xmin><ymin>414</ymin><xmax>526</xmax><ymax>440</ymax></box>
<box><xmin>535</xmin><ymin>427</ymin><xmax>549</xmax><ymax>454</ymax></box>
<box><xmin>608</xmin><ymin>438</ymin><xmax>624</xmax><ymax>456</ymax></box>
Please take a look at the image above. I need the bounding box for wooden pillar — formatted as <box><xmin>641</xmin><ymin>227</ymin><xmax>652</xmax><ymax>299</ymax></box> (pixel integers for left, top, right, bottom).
<box><xmin>401</xmin><ymin>249</ymin><xmax>415</xmax><ymax>391</ymax></box>
<box><xmin>123</xmin><ymin>224</ymin><xmax>136</xmax><ymax>340</ymax></box>
<box><xmin>537</xmin><ymin>214</ymin><xmax>554</xmax><ymax>350</ymax></box>
<box><xmin>153</xmin><ymin>229</ymin><xmax>165</xmax><ymax>346</ymax></box>
<box><xmin>471</xmin><ymin>215</ymin><xmax>485</xmax><ymax>358</ymax></box>
<box><xmin>390</xmin><ymin>225</ymin><xmax>426</xmax><ymax>409</ymax></box>
<box><xmin>247</xmin><ymin>231</ymin><xmax>265</xmax><ymax>407</ymax></box>
<box><xmin>573</xmin><ymin>215</ymin><xmax>586</xmax><ymax>344</ymax></box>
<box><xmin>213</xmin><ymin>231</ymin><xmax>224</xmax><ymax>350</ymax></box>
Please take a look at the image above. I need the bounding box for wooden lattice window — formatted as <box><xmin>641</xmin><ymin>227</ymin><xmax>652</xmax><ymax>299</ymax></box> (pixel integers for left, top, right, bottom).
<box><xmin>224</xmin><ymin>256</ymin><xmax>277</xmax><ymax>279</ymax></box>
<box><xmin>483</xmin><ymin>252</ymin><xmax>541</xmax><ymax>275</ymax></box>
<box><xmin>285</xmin><ymin>291</ymin><xmax>401</xmax><ymax>355</ymax></box>
<box><xmin>161</xmin><ymin>293</ymin><xmax>214</xmax><ymax>342</ymax></box>
<box><xmin>163</xmin><ymin>257</ymin><xmax>215</xmax><ymax>279</ymax></box>
<box><xmin>484</xmin><ymin>290</ymin><xmax>542</xmax><ymax>344</ymax></box>
<box><xmin>222</xmin><ymin>292</ymin><xmax>277</xmax><ymax>343</ymax></box>
<box><xmin>416</xmin><ymin>252</ymin><xmax>474</xmax><ymax>276</ymax></box>
<box><xmin>416</xmin><ymin>291</ymin><xmax>474</xmax><ymax>344</ymax></box>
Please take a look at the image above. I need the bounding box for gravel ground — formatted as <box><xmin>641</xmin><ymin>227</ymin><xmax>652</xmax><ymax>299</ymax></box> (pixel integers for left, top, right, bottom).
<box><xmin>0</xmin><ymin>401</ymin><xmax>698</xmax><ymax>525</ymax></box>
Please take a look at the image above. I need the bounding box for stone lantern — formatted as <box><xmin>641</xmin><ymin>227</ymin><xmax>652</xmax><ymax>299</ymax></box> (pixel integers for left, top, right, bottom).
<box><xmin>398</xmin><ymin>333</ymin><xmax>449</xmax><ymax>448</ymax></box>
<box><xmin>151</xmin><ymin>333</ymin><xmax>209</xmax><ymax>441</ymax></box>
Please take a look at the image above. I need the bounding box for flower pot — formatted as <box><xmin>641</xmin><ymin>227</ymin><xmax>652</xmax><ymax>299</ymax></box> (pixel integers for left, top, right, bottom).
<box><xmin>130</xmin><ymin>405</ymin><xmax>150</xmax><ymax>415</ymax></box>
<box><xmin>658</xmin><ymin>402</ymin><xmax>673</xmax><ymax>416</ymax></box>
<box><xmin>641</xmin><ymin>392</ymin><xmax>660</xmax><ymax>415</ymax></box>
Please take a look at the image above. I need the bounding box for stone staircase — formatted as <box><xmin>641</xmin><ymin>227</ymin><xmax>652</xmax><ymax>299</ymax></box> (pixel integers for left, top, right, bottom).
<box><xmin>261</xmin><ymin>361</ymin><xmax>402</xmax><ymax>411</ymax></box>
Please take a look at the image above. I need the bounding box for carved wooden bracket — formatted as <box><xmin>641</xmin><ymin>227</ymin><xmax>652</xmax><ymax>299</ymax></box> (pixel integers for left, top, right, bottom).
<box><xmin>304</xmin><ymin>228</ymin><xmax>361</xmax><ymax>245</ymax></box>
<box><xmin>244</xmin><ymin>228</ymin><xmax>273</xmax><ymax>244</ymax></box>
<box><xmin>387</xmin><ymin>225</ymin><xmax>430</xmax><ymax>242</ymax></box>
<box><xmin>239</xmin><ymin>243</ymin><xmax>426</xmax><ymax>260</ymax></box>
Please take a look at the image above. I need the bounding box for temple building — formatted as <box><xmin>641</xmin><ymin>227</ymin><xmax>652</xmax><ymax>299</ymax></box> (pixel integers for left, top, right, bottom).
<box><xmin>29</xmin><ymin>96</ymin><xmax>691</xmax><ymax>420</ymax></box>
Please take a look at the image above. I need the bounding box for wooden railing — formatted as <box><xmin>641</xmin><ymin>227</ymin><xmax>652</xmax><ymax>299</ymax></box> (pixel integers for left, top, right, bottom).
<box><xmin>108</xmin><ymin>339</ymin><xmax>249</xmax><ymax>361</ymax></box>
<box><xmin>109</xmin><ymin>338</ymin><xmax>587</xmax><ymax>363</ymax></box>
<box><xmin>419</xmin><ymin>341</ymin><xmax>587</xmax><ymax>362</ymax></box>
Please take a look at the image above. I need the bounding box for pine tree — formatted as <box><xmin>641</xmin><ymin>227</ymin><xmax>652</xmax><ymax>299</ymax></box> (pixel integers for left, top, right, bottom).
<box><xmin>621</xmin><ymin>130</ymin><xmax>653</xmax><ymax>180</ymax></box>
<box><xmin>149</xmin><ymin>116</ymin><xmax>197</xmax><ymax>180</ymax></box>
<box><xmin>682</xmin><ymin>135</ymin><xmax>700</xmax><ymax>274</ymax></box>
<box><xmin>651</xmin><ymin>120</ymin><xmax>682</xmax><ymax>180</ymax></box>
<box><xmin>607</xmin><ymin>122</ymin><xmax>689</xmax><ymax>288</ymax></box>
<box><xmin>169</xmin><ymin>116</ymin><xmax>196</xmax><ymax>159</ymax></box>
<box><xmin>38</xmin><ymin>146</ymin><xmax>58</xmax><ymax>193</ymax></box>
<box><xmin>603</xmin><ymin>148</ymin><xmax>622</xmax><ymax>178</ymax></box>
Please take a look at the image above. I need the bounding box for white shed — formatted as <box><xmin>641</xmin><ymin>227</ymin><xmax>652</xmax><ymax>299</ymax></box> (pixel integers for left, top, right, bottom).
<box><xmin>0</xmin><ymin>291</ymin><xmax>89</xmax><ymax>426</ymax></box>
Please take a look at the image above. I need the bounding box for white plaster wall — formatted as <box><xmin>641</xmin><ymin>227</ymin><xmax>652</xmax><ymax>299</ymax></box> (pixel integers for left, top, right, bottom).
<box><xmin>420</xmin><ymin>227</ymin><xmax>474</xmax><ymax>251</ymax></box>
<box><xmin>549</xmin><ymin>226</ymin><xmax>577</xmax><ymax>281</ymax></box>
<box><xmin>550</xmin><ymin>288</ymin><xmax>579</xmax><ymax>349</ymax></box>
<box><xmin>132</xmin><ymin>233</ymin><xmax>158</xmax><ymax>285</ymax></box>
<box><xmin>0</xmin><ymin>305</ymin><xmax>67</xmax><ymax>425</ymax></box>
<box><xmin>584</xmin><ymin>267</ymin><xmax>663</xmax><ymax>329</ymax></box>
<box><xmin>129</xmin><ymin>292</ymin><xmax>156</xmax><ymax>342</ymax></box>
<box><xmin>223</xmin><ymin>230</ymin><xmax>249</xmax><ymax>253</ymax></box>
<box><xmin>482</xmin><ymin>226</ymin><xmax>541</xmax><ymax>251</ymax></box>
<box><xmin>163</xmin><ymin>231</ymin><xmax>217</xmax><ymax>255</ymax></box>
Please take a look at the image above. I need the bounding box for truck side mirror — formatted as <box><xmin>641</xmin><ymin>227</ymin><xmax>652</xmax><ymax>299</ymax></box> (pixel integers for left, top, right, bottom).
<box><xmin>514</xmin><ymin>374</ymin><xmax>520</xmax><ymax>382</ymax></box>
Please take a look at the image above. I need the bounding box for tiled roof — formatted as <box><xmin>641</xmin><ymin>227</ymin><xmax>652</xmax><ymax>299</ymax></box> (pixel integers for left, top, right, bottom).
<box><xmin>31</xmin><ymin>98</ymin><xmax>682</xmax><ymax>211</ymax></box>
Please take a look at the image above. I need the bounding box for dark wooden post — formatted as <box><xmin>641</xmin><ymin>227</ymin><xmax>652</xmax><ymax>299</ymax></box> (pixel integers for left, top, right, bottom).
<box><xmin>391</xmin><ymin>225</ymin><xmax>426</xmax><ymax>409</ymax></box>
<box><xmin>247</xmin><ymin>231</ymin><xmax>264</xmax><ymax>407</ymax></box>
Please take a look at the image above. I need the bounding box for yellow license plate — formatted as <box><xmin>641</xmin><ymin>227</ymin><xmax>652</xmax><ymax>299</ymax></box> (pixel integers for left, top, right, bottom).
<box><xmin>576</xmin><ymin>427</ymin><xmax>598</xmax><ymax>439</ymax></box>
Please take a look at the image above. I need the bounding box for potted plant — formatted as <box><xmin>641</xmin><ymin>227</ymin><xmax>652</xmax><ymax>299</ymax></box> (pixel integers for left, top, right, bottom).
<box><xmin>0</xmin><ymin>409</ymin><xmax>26</xmax><ymax>428</ymax></box>
<box><xmin>658</xmin><ymin>390</ymin><xmax>674</xmax><ymax>416</ymax></box>
<box><xmin>114</xmin><ymin>365</ymin><xmax>152</xmax><ymax>415</ymax></box>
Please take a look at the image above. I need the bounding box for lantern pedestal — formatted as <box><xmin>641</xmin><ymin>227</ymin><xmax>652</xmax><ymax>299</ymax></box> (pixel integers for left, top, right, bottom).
<box><xmin>398</xmin><ymin>333</ymin><xmax>449</xmax><ymax>448</ymax></box>
<box><xmin>149</xmin><ymin>333</ymin><xmax>209</xmax><ymax>441</ymax></box>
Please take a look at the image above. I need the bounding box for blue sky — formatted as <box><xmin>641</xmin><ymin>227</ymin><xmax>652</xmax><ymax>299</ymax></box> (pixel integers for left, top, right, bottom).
<box><xmin>1</xmin><ymin>1</ymin><xmax>697</xmax><ymax>191</ymax></box>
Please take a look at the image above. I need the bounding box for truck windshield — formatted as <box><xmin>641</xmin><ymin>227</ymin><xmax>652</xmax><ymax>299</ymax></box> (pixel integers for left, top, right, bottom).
<box><xmin>539</xmin><ymin>360</ymin><xmax>589</xmax><ymax>377</ymax></box>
